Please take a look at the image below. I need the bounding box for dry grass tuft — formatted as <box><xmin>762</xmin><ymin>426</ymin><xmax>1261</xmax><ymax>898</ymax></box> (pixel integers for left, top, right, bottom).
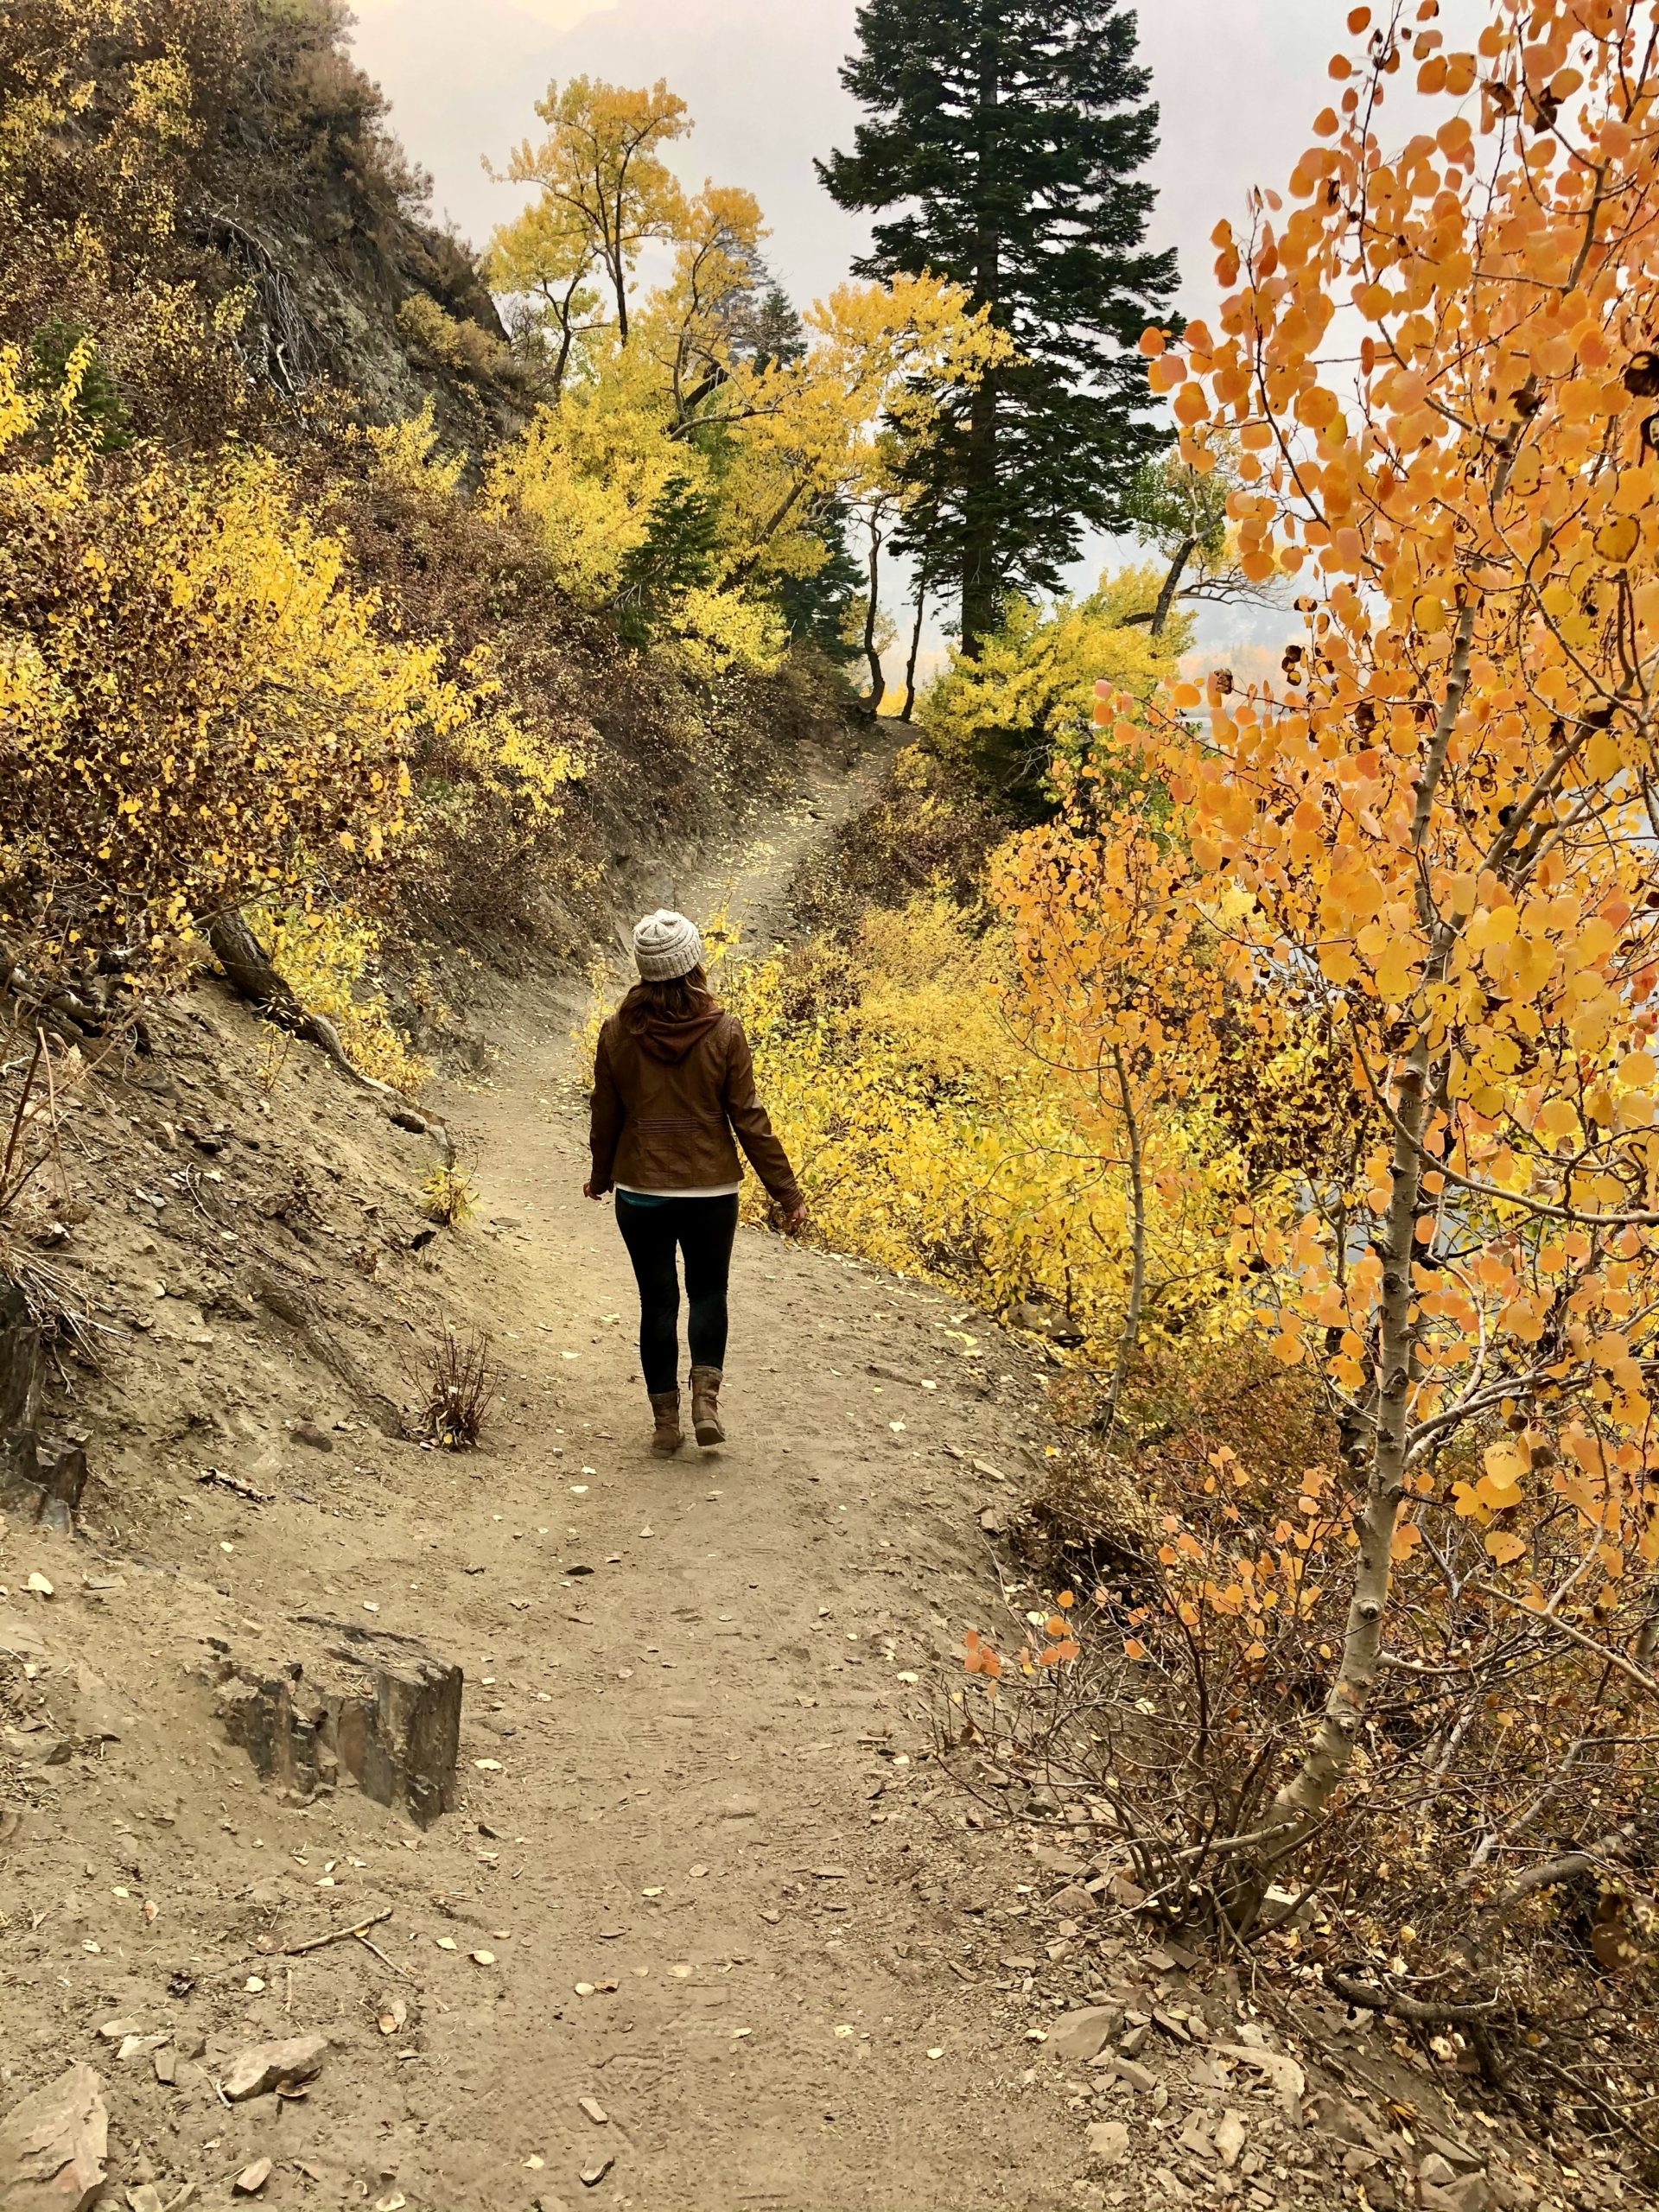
<box><xmin>414</xmin><ymin>1326</ymin><xmax>499</xmax><ymax>1450</ymax></box>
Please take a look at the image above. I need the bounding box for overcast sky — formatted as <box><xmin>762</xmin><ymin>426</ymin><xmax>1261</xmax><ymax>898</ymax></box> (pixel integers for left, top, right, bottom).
<box><xmin>343</xmin><ymin>0</ymin><xmax>1363</xmax><ymax>659</ymax></box>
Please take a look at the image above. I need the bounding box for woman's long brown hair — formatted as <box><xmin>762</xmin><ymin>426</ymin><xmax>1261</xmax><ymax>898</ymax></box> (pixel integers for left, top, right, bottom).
<box><xmin>620</xmin><ymin>963</ymin><xmax>716</xmax><ymax>1034</ymax></box>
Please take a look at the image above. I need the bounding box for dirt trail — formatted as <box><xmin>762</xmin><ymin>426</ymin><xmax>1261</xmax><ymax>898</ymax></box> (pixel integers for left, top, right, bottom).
<box><xmin>406</xmin><ymin>738</ymin><xmax>1074</xmax><ymax>2208</ymax></box>
<box><xmin>3</xmin><ymin>740</ymin><xmax>1083</xmax><ymax>2212</ymax></box>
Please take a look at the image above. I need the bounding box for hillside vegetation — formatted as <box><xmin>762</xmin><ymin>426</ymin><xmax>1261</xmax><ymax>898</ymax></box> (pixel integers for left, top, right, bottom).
<box><xmin>0</xmin><ymin>0</ymin><xmax>987</xmax><ymax>1067</ymax></box>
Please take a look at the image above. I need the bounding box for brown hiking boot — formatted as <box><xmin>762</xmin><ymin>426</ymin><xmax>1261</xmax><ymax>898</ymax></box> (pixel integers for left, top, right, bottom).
<box><xmin>648</xmin><ymin>1389</ymin><xmax>683</xmax><ymax>1456</ymax></box>
<box><xmin>690</xmin><ymin>1365</ymin><xmax>725</xmax><ymax>1448</ymax></box>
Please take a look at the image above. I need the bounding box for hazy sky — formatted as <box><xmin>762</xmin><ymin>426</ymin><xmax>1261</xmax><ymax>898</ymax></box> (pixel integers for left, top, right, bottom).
<box><xmin>348</xmin><ymin>0</ymin><xmax>1346</xmax><ymax>327</ymax></box>
<box><xmin>342</xmin><ymin>0</ymin><xmax>1357</xmax><ymax>655</ymax></box>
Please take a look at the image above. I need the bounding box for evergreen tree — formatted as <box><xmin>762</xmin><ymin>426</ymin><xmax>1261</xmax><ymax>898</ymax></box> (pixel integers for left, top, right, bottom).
<box><xmin>612</xmin><ymin>474</ymin><xmax>721</xmax><ymax>644</ymax></box>
<box><xmin>820</xmin><ymin>0</ymin><xmax>1179</xmax><ymax>653</ymax></box>
<box><xmin>776</xmin><ymin>496</ymin><xmax>864</xmax><ymax>664</ymax></box>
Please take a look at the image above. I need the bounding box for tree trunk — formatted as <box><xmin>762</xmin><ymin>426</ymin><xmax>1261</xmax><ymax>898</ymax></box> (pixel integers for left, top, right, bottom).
<box><xmin>959</xmin><ymin>372</ymin><xmax>999</xmax><ymax>658</ymax></box>
<box><xmin>1228</xmin><ymin>587</ymin><xmax>1486</xmax><ymax>1919</ymax></box>
<box><xmin>861</xmin><ymin>523</ymin><xmax>886</xmax><ymax>716</ymax></box>
<box><xmin>1150</xmin><ymin>537</ymin><xmax>1198</xmax><ymax>637</ymax></box>
<box><xmin>1096</xmin><ymin>1043</ymin><xmax>1146</xmax><ymax>1456</ymax></box>
<box><xmin>1242</xmin><ymin>1036</ymin><xmax>1425</xmax><ymax>1861</ymax></box>
<box><xmin>960</xmin><ymin>19</ymin><xmax>1001</xmax><ymax>660</ymax></box>
<box><xmin>550</xmin><ymin>275</ymin><xmax>585</xmax><ymax>398</ymax></box>
<box><xmin>205</xmin><ymin>910</ymin><xmax>448</xmax><ymax>1159</ymax></box>
<box><xmin>206</xmin><ymin>910</ymin><xmax>313</xmax><ymax>1031</ymax></box>
<box><xmin>901</xmin><ymin>564</ymin><xmax>929</xmax><ymax>723</ymax></box>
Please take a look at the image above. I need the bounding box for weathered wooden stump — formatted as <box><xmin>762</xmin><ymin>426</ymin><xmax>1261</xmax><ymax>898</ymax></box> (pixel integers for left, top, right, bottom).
<box><xmin>210</xmin><ymin>1618</ymin><xmax>462</xmax><ymax>1827</ymax></box>
<box><xmin>0</xmin><ymin>1279</ymin><xmax>42</xmax><ymax>1474</ymax></box>
<box><xmin>0</xmin><ymin>1279</ymin><xmax>87</xmax><ymax>1531</ymax></box>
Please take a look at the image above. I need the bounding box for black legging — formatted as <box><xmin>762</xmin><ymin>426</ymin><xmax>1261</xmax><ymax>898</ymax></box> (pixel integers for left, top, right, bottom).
<box><xmin>614</xmin><ymin>1193</ymin><xmax>740</xmax><ymax>1394</ymax></box>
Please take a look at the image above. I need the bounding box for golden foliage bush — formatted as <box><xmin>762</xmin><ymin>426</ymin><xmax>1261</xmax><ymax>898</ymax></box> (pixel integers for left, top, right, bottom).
<box><xmin>263</xmin><ymin>906</ymin><xmax>430</xmax><ymax>1094</ymax></box>
<box><xmin>0</xmin><ymin>346</ymin><xmax>438</xmax><ymax>987</ymax></box>
<box><xmin>921</xmin><ymin>567</ymin><xmax>1191</xmax><ymax>801</ymax></box>
<box><xmin>923</xmin><ymin>4</ymin><xmax>1659</xmax><ymax>2120</ymax></box>
<box><xmin>724</xmin><ymin>889</ymin><xmax>1246</xmax><ymax>1359</ymax></box>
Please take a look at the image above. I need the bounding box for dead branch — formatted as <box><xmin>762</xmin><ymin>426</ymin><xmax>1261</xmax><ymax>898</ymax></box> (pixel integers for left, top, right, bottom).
<box><xmin>285</xmin><ymin>1905</ymin><xmax>392</xmax><ymax>1956</ymax></box>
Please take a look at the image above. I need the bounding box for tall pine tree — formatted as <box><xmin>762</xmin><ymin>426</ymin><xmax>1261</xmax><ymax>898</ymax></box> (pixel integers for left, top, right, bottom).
<box><xmin>820</xmin><ymin>0</ymin><xmax>1178</xmax><ymax>653</ymax></box>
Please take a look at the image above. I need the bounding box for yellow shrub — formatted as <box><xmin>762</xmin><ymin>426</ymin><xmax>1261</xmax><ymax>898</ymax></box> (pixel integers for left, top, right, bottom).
<box><xmin>362</xmin><ymin>404</ymin><xmax>466</xmax><ymax>503</ymax></box>
<box><xmin>724</xmin><ymin>896</ymin><xmax>1243</xmax><ymax>1354</ymax></box>
<box><xmin>0</xmin><ymin>347</ymin><xmax>454</xmax><ymax>982</ymax></box>
<box><xmin>264</xmin><ymin>906</ymin><xmax>430</xmax><ymax>1094</ymax></box>
<box><xmin>396</xmin><ymin>294</ymin><xmax>509</xmax><ymax>383</ymax></box>
<box><xmin>486</xmin><ymin>359</ymin><xmax>787</xmax><ymax>677</ymax></box>
<box><xmin>487</xmin><ymin>358</ymin><xmax>691</xmax><ymax>604</ymax></box>
<box><xmin>674</xmin><ymin>583</ymin><xmax>786</xmax><ymax>678</ymax></box>
<box><xmin>922</xmin><ymin>566</ymin><xmax>1192</xmax><ymax>793</ymax></box>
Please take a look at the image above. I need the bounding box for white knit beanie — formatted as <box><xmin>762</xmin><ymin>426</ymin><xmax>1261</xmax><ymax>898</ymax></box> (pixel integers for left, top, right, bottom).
<box><xmin>632</xmin><ymin>909</ymin><xmax>704</xmax><ymax>982</ymax></box>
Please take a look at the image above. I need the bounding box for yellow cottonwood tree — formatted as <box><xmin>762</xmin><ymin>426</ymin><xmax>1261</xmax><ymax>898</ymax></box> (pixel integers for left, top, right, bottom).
<box><xmin>488</xmin><ymin>77</ymin><xmax>690</xmax><ymax>346</ymax></box>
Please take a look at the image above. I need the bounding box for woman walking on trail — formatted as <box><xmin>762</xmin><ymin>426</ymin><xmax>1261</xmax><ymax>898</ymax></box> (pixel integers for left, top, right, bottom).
<box><xmin>585</xmin><ymin>909</ymin><xmax>807</xmax><ymax>1456</ymax></box>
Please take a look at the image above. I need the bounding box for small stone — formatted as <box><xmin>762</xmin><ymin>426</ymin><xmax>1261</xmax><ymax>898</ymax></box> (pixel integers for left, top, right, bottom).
<box><xmin>578</xmin><ymin>2097</ymin><xmax>608</xmax><ymax>2126</ymax></box>
<box><xmin>1051</xmin><ymin>2005</ymin><xmax>1123</xmax><ymax>2063</ymax></box>
<box><xmin>1175</xmin><ymin>2113</ymin><xmax>1211</xmax><ymax>2157</ymax></box>
<box><xmin>1420</xmin><ymin>2154</ymin><xmax>1458</xmax><ymax>2190</ymax></box>
<box><xmin>291</xmin><ymin>1421</ymin><xmax>334</xmax><ymax>1452</ymax></box>
<box><xmin>1446</xmin><ymin>2180</ymin><xmax>1494</xmax><ymax>2212</ymax></box>
<box><xmin>1118</xmin><ymin>2020</ymin><xmax>1151</xmax><ymax>2057</ymax></box>
<box><xmin>126</xmin><ymin>2188</ymin><xmax>166</xmax><ymax>2212</ymax></box>
<box><xmin>1046</xmin><ymin>1883</ymin><xmax>1095</xmax><ymax>1918</ymax></box>
<box><xmin>580</xmin><ymin>2154</ymin><xmax>615</xmax><ymax>2188</ymax></box>
<box><xmin>1113</xmin><ymin>2058</ymin><xmax>1155</xmax><ymax>2094</ymax></box>
<box><xmin>151</xmin><ymin>2047</ymin><xmax>176</xmax><ymax>2088</ymax></box>
<box><xmin>1086</xmin><ymin>2120</ymin><xmax>1130</xmax><ymax>2168</ymax></box>
<box><xmin>222</xmin><ymin>2032</ymin><xmax>328</xmax><ymax>2102</ymax></box>
<box><xmin>1</xmin><ymin>1726</ymin><xmax>70</xmax><ymax>1765</ymax></box>
<box><xmin>1213</xmin><ymin>2111</ymin><xmax>1247</xmax><ymax>2170</ymax></box>
<box><xmin>1306</xmin><ymin>2093</ymin><xmax>1380</xmax><ymax>2151</ymax></box>
<box><xmin>1216</xmin><ymin>2041</ymin><xmax>1305</xmax><ymax>2118</ymax></box>
<box><xmin>233</xmin><ymin>2158</ymin><xmax>273</xmax><ymax>2195</ymax></box>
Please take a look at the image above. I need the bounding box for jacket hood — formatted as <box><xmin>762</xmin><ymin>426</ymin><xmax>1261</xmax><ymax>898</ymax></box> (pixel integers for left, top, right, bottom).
<box><xmin>618</xmin><ymin>986</ymin><xmax>726</xmax><ymax>1065</ymax></box>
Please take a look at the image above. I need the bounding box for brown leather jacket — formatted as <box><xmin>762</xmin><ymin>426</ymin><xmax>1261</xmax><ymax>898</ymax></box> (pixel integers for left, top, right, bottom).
<box><xmin>588</xmin><ymin>989</ymin><xmax>802</xmax><ymax>1209</ymax></box>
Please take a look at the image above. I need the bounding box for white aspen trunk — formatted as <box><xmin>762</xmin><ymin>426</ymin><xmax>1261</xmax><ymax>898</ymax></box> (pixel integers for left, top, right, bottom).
<box><xmin>1096</xmin><ymin>1043</ymin><xmax>1147</xmax><ymax>1457</ymax></box>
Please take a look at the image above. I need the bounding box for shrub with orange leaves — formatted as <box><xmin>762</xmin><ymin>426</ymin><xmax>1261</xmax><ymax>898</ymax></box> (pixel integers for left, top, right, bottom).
<box><xmin>1122</xmin><ymin>0</ymin><xmax>1659</xmax><ymax>1883</ymax></box>
<box><xmin>947</xmin><ymin>0</ymin><xmax>1659</xmax><ymax>2098</ymax></box>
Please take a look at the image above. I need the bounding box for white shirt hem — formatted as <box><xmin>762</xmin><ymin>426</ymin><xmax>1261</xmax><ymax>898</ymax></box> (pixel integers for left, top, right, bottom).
<box><xmin>616</xmin><ymin>1184</ymin><xmax>741</xmax><ymax>1199</ymax></box>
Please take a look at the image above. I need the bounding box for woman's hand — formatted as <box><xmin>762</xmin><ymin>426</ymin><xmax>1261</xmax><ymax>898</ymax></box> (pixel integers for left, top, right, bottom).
<box><xmin>583</xmin><ymin>1179</ymin><xmax>606</xmax><ymax>1202</ymax></box>
<box><xmin>781</xmin><ymin>1201</ymin><xmax>808</xmax><ymax>1237</ymax></box>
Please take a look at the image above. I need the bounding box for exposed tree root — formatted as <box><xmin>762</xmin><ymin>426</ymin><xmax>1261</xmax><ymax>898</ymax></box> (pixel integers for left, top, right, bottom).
<box><xmin>206</xmin><ymin>909</ymin><xmax>454</xmax><ymax>1163</ymax></box>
